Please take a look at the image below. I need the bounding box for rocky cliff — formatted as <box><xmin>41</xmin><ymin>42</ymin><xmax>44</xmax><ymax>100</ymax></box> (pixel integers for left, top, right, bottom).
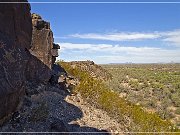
<box><xmin>0</xmin><ymin>0</ymin><xmax>32</xmax><ymax>124</ymax></box>
<box><xmin>26</xmin><ymin>13</ymin><xmax>60</xmax><ymax>83</ymax></box>
<box><xmin>0</xmin><ymin>2</ymin><xmax>60</xmax><ymax>124</ymax></box>
<box><xmin>0</xmin><ymin>3</ymin><xmax>115</xmax><ymax>131</ymax></box>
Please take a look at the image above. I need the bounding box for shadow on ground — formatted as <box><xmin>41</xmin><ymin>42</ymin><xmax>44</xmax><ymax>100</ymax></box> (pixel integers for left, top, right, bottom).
<box><xmin>0</xmin><ymin>56</ymin><xmax>110</xmax><ymax>135</ymax></box>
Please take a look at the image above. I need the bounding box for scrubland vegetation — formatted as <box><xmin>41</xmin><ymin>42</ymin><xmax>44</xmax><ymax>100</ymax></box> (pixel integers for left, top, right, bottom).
<box><xmin>102</xmin><ymin>64</ymin><xmax>180</xmax><ymax>128</ymax></box>
<box><xmin>59</xmin><ymin>61</ymin><xmax>179</xmax><ymax>132</ymax></box>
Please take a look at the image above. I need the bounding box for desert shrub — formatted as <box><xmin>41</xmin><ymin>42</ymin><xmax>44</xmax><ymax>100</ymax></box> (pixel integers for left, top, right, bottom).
<box><xmin>146</xmin><ymin>100</ymin><xmax>156</xmax><ymax>108</ymax></box>
<box><xmin>59</xmin><ymin>62</ymin><xmax>179</xmax><ymax>132</ymax></box>
<box><xmin>171</xmin><ymin>93</ymin><xmax>180</xmax><ymax>107</ymax></box>
<box><xmin>157</xmin><ymin>108</ymin><xmax>172</xmax><ymax>120</ymax></box>
<box><xmin>103</xmin><ymin>64</ymin><xmax>180</xmax><ymax>128</ymax></box>
<box><xmin>175</xmin><ymin>107</ymin><xmax>180</xmax><ymax>115</ymax></box>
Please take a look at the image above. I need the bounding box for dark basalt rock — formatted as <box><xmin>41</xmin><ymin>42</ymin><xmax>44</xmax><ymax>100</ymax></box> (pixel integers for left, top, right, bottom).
<box><xmin>31</xmin><ymin>13</ymin><xmax>54</xmax><ymax>69</ymax></box>
<box><xmin>25</xmin><ymin>53</ymin><xmax>52</xmax><ymax>83</ymax></box>
<box><xmin>50</xmin><ymin>117</ymin><xmax>69</xmax><ymax>133</ymax></box>
<box><xmin>0</xmin><ymin>0</ymin><xmax>32</xmax><ymax>49</ymax></box>
<box><xmin>27</xmin><ymin>13</ymin><xmax>60</xmax><ymax>83</ymax></box>
<box><xmin>0</xmin><ymin>1</ymin><xmax>60</xmax><ymax>126</ymax></box>
<box><xmin>0</xmin><ymin>0</ymin><xmax>32</xmax><ymax>125</ymax></box>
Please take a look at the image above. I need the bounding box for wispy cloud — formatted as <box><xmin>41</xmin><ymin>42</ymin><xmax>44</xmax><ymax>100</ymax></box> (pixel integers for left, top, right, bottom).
<box><xmin>69</xmin><ymin>32</ymin><xmax>160</xmax><ymax>41</ymax></box>
<box><xmin>66</xmin><ymin>29</ymin><xmax>180</xmax><ymax>46</ymax></box>
<box><xmin>56</xmin><ymin>29</ymin><xmax>180</xmax><ymax>63</ymax></box>
<box><xmin>161</xmin><ymin>30</ymin><xmax>180</xmax><ymax>46</ymax></box>
<box><xmin>58</xmin><ymin>42</ymin><xmax>160</xmax><ymax>53</ymax></box>
<box><xmin>57</xmin><ymin>42</ymin><xmax>180</xmax><ymax>63</ymax></box>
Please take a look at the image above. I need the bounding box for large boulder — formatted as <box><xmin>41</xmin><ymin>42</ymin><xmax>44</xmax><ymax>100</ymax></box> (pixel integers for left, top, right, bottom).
<box><xmin>0</xmin><ymin>0</ymin><xmax>32</xmax><ymax>124</ymax></box>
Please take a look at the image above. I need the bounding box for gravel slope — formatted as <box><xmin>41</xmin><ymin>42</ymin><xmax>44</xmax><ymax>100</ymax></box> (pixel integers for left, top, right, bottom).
<box><xmin>0</xmin><ymin>84</ymin><xmax>124</xmax><ymax>135</ymax></box>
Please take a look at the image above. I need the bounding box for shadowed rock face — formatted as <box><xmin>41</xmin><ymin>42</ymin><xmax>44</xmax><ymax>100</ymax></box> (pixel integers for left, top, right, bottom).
<box><xmin>0</xmin><ymin>0</ymin><xmax>32</xmax><ymax>124</ymax></box>
<box><xmin>0</xmin><ymin>1</ymin><xmax>60</xmax><ymax>125</ymax></box>
<box><xmin>0</xmin><ymin>0</ymin><xmax>32</xmax><ymax>49</ymax></box>
<box><xmin>31</xmin><ymin>13</ymin><xmax>53</xmax><ymax>69</ymax></box>
<box><xmin>26</xmin><ymin>13</ymin><xmax>60</xmax><ymax>83</ymax></box>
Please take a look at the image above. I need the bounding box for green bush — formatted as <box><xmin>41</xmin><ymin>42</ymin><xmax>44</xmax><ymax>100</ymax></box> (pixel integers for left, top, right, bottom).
<box><xmin>172</xmin><ymin>93</ymin><xmax>180</xmax><ymax>107</ymax></box>
<box><xmin>175</xmin><ymin>107</ymin><xmax>180</xmax><ymax>115</ymax></box>
<box><xmin>103</xmin><ymin>64</ymin><xmax>180</xmax><ymax>128</ymax></box>
<box><xmin>59</xmin><ymin>62</ymin><xmax>179</xmax><ymax>132</ymax></box>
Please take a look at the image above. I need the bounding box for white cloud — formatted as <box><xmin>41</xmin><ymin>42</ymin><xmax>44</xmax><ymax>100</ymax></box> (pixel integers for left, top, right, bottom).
<box><xmin>66</xmin><ymin>29</ymin><xmax>180</xmax><ymax>46</ymax></box>
<box><xmin>57</xmin><ymin>42</ymin><xmax>180</xmax><ymax>64</ymax></box>
<box><xmin>161</xmin><ymin>30</ymin><xmax>180</xmax><ymax>46</ymax></box>
<box><xmin>70</xmin><ymin>32</ymin><xmax>160</xmax><ymax>41</ymax></box>
<box><xmin>59</xmin><ymin>42</ymin><xmax>92</xmax><ymax>50</ymax></box>
<box><xmin>163</xmin><ymin>36</ymin><xmax>180</xmax><ymax>45</ymax></box>
<box><xmin>56</xmin><ymin>29</ymin><xmax>180</xmax><ymax>63</ymax></box>
<box><xmin>58</xmin><ymin>42</ymin><xmax>160</xmax><ymax>53</ymax></box>
<box><xmin>161</xmin><ymin>30</ymin><xmax>180</xmax><ymax>36</ymax></box>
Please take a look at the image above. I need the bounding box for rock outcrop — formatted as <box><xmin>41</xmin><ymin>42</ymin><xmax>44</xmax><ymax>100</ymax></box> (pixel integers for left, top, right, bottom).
<box><xmin>26</xmin><ymin>13</ymin><xmax>60</xmax><ymax>83</ymax></box>
<box><xmin>67</xmin><ymin>61</ymin><xmax>112</xmax><ymax>81</ymax></box>
<box><xmin>0</xmin><ymin>1</ymin><xmax>60</xmax><ymax>125</ymax></box>
<box><xmin>0</xmin><ymin>0</ymin><xmax>32</xmax><ymax>124</ymax></box>
<box><xmin>31</xmin><ymin>13</ymin><xmax>54</xmax><ymax>68</ymax></box>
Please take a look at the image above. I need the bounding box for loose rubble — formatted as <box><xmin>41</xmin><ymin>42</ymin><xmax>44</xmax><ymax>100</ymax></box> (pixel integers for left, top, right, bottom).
<box><xmin>0</xmin><ymin>82</ymin><xmax>124</xmax><ymax>135</ymax></box>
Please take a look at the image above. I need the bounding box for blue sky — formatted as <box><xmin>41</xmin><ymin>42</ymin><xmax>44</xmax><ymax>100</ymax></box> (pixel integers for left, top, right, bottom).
<box><xmin>30</xmin><ymin>0</ymin><xmax>180</xmax><ymax>64</ymax></box>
